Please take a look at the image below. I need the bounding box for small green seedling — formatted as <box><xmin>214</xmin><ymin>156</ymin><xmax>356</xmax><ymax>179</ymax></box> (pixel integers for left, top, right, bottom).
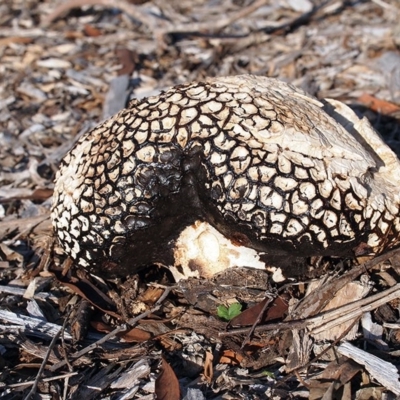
<box><xmin>262</xmin><ymin>370</ymin><xmax>275</xmax><ymax>378</ymax></box>
<box><xmin>217</xmin><ymin>303</ymin><xmax>242</xmax><ymax>321</ymax></box>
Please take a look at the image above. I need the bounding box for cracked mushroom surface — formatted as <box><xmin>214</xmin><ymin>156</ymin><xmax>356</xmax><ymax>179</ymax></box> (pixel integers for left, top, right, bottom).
<box><xmin>51</xmin><ymin>75</ymin><xmax>400</xmax><ymax>280</ymax></box>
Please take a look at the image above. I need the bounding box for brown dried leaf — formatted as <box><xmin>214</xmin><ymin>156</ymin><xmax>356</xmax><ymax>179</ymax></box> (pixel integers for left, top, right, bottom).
<box><xmin>155</xmin><ymin>357</ymin><xmax>180</xmax><ymax>400</ymax></box>
<box><xmin>155</xmin><ymin>329</ymin><xmax>195</xmax><ymax>352</ymax></box>
<box><xmin>116</xmin><ymin>48</ymin><xmax>136</xmax><ymax>76</ymax></box>
<box><xmin>84</xmin><ymin>24</ymin><xmax>102</xmax><ymax>37</ymax></box>
<box><xmin>285</xmin><ymin>330</ymin><xmax>312</xmax><ymax>372</ymax></box>
<box><xmin>289</xmin><ymin>262</ymin><xmax>370</xmax><ymax>321</ymax></box>
<box><xmin>91</xmin><ymin>320</ymin><xmax>152</xmax><ymax>342</ymax></box>
<box><xmin>358</xmin><ymin>93</ymin><xmax>400</xmax><ymax>115</ymax></box>
<box><xmin>30</xmin><ymin>188</ymin><xmax>54</xmax><ymax>201</ymax></box>
<box><xmin>138</xmin><ymin>286</ymin><xmax>165</xmax><ymax>305</ymax></box>
<box><xmin>0</xmin><ymin>243</ymin><xmax>24</xmax><ymax>266</ymax></box>
<box><xmin>229</xmin><ymin>296</ymin><xmax>288</xmax><ymax>327</ymax></box>
<box><xmin>202</xmin><ymin>351</ymin><xmax>213</xmax><ymax>383</ymax></box>
<box><xmin>91</xmin><ymin>320</ymin><xmax>113</xmax><ymax>333</ymax></box>
<box><xmin>120</xmin><ymin>327</ymin><xmax>152</xmax><ymax>343</ymax></box>
<box><xmin>70</xmin><ymin>299</ymin><xmax>93</xmax><ymax>341</ymax></box>
<box><xmin>64</xmin><ymin>30</ymin><xmax>85</xmax><ymax>39</ymax></box>
<box><xmin>311</xmin><ymin>357</ymin><xmax>361</xmax><ymax>384</ymax></box>
<box><xmin>219</xmin><ymin>349</ymin><xmax>244</xmax><ymax>365</ymax></box>
<box><xmin>308</xmin><ymin>380</ymin><xmax>336</xmax><ymax>400</ymax></box>
<box><xmin>0</xmin><ymin>37</ymin><xmax>34</xmax><ymax>46</ymax></box>
<box><xmin>53</xmin><ymin>270</ymin><xmax>121</xmax><ymax>319</ymax></box>
<box><xmin>0</xmin><ymin>215</ymin><xmax>51</xmax><ymax>241</ymax></box>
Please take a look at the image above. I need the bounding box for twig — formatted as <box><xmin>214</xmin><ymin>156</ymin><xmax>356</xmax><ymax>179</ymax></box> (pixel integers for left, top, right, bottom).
<box><xmin>5</xmin><ymin>372</ymin><xmax>78</xmax><ymax>389</ymax></box>
<box><xmin>62</xmin><ymin>374</ymin><xmax>69</xmax><ymax>400</ymax></box>
<box><xmin>49</xmin><ymin>286</ymin><xmax>172</xmax><ymax>372</ymax></box>
<box><xmin>219</xmin><ymin>319</ymin><xmax>308</xmax><ymax>336</ymax></box>
<box><xmin>240</xmin><ymin>293</ymin><xmax>274</xmax><ymax>349</ymax></box>
<box><xmin>23</xmin><ymin>318</ymin><xmax>65</xmax><ymax>400</ymax></box>
<box><xmin>309</xmin><ymin>283</ymin><xmax>400</xmax><ymax>335</ymax></box>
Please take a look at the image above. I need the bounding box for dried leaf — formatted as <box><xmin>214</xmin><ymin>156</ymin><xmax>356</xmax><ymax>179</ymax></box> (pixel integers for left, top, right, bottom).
<box><xmin>155</xmin><ymin>357</ymin><xmax>180</xmax><ymax>400</ymax></box>
<box><xmin>138</xmin><ymin>287</ymin><xmax>165</xmax><ymax>305</ymax></box>
<box><xmin>84</xmin><ymin>24</ymin><xmax>102</xmax><ymax>37</ymax></box>
<box><xmin>53</xmin><ymin>270</ymin><xmax>121</xmax><ymax>319</ymax></box>
<box><xmin>308</xmin><ymin>380</ymin><xmax>336</xmax><ymax>400</ymax></box>
<box><xmin>91</xmin><ymin>320</ymin><xmax>113</xmax><ymax>333</ymax></box>
<box><xmin>0</xmin><ymin>243</ymin><xmax>24</xmax><ymax>265</ymax></box>
<box><xmin>285</xmin><ymin>330</ymin><xmax>312</xmax><ymax>372</ymax></box>
<box><xmin>120</xmin><ymin>327</ymin><xmax>152</xmax><ymax>343</ymax></box>
<box><xmin>219</xmin><ymin>349</ymin><xmax>243</xmax><ymax>365</ymax></box>
<box><xmin>229</xmin><ymin>296</ymin><xmax>288</xmax><ymax>327</ymax></box>
<box><xmin>310</xmin><ymin>357</ymin><xmax>361</xmax><ymax>384</ymax></box>
<box><xmin>91</xmin><ymin>320</ymin><xmax>152</xmax><ymax>342</ymax></box>
<box><xmin>0</xmin><ymin>37</ymin><xmax>34</xmax><ymax>46</ymax></box>
<box><xmin>358</xmin><ymin>93</ymin><xmax>400</xmax><ymax>115</ymax></box>
<box><xmin>30</xmin><ymin>188</ymin><xmax>54</xmax><ymax>201</ymax></box>
<box><xmin>70</xmin><ymin>299</ymin><xmax>93</xmax><ymax>341</ymax></box>
<box><xmin>116</xmin><ymin>48</ymin><xmax>136</xmax><ymax>76</ymax></box>
<box><xmin>312</xmin><ymin>281</ymin><xmax>370</xmax><ymax>341</ymax></box>
<box><xmin>202</xmin><ymin>351</ymin><xmax>213</xmax><ymax>383</ymax></box>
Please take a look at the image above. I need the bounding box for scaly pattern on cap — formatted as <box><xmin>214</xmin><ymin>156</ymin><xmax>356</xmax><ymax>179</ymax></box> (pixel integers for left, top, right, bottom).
<box><xmin>51</xmin><ymin>75</ymin><xmax>400</xmax><ymax>276</ymax></box>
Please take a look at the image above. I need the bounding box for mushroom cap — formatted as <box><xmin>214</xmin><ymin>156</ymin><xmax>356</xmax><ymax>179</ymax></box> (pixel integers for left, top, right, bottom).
<box><xmin>51</xmin><ymin>75</ymin><xmax>400</xmax><ymax>278</ymax></box>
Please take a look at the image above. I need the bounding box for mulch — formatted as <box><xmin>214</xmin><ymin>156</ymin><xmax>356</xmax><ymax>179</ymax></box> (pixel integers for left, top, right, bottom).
<box><xmin>1</xmin><ymin>0</ymin><xmax>400</xmax><ymax>398</ymax></box>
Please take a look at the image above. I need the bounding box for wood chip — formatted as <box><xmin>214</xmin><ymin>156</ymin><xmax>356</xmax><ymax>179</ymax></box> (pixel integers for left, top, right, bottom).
<box><xmin>338</xmin><ymin>342</ymin><xmax>400</xmax><ymax>396</ymax></box>
<box><xmin>0</xmin><ymin>309</ymin><xmax>72</xmax><ymax>340</ymax></box>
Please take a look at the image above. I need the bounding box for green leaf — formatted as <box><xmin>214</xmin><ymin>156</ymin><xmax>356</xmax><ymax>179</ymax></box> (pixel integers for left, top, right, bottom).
<box><xmin>217</xmin><ymin>303</ymin><xmax>242</xmax><ymax>321</ymax></box>
<box><xmin>262</xmin><ymin>370</ymin><xmax>275</xmax><ymax>378</ymax></box>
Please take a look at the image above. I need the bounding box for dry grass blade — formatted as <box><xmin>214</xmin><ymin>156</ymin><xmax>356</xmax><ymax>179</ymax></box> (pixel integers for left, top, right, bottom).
<box><xmin>5</xmin><ymin>373</ymin><xmax>78</xmax><ymax>389</ymax></box>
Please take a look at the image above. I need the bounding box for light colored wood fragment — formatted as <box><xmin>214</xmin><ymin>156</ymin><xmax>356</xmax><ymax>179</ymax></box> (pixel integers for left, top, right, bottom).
<box><xmin>338</xmin><ymin>342</ymin><xmax>400</xmax><ymax>396</ymax></box>
<box><xmin>0</xmin><ymin>309</ymin><xmax>72</xmax><ymax>340</ymax></box>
